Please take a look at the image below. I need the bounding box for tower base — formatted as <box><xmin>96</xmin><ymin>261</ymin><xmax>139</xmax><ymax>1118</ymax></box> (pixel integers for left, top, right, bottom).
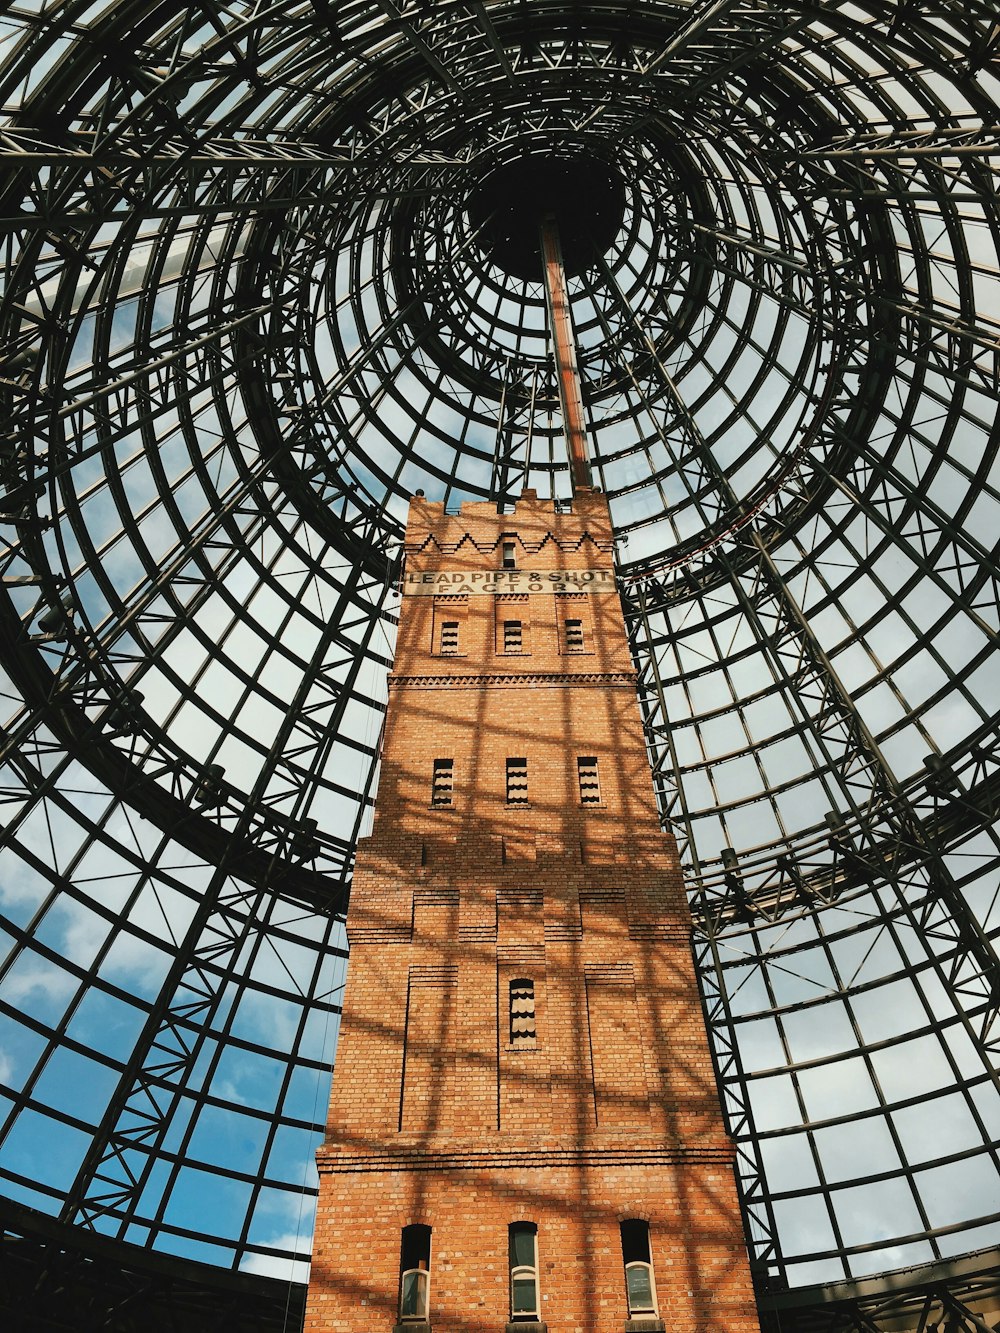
<box><xmin>307</xmin><ymin>1143</ymin><xmax>760</xmax><ymax>1332</ymax></box>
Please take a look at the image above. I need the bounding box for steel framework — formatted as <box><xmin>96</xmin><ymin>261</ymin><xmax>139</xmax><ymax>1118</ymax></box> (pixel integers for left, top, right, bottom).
<box><xmin>1</xmin><ymin>0</ymin><xmax>1000</xmax><ymax>1326</ymax></box>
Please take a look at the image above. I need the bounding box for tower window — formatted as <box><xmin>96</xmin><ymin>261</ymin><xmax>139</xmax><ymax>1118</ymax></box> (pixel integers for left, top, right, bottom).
<box><xmin>506</xmin><ymin>757</ymin><xmax>528</xmax><ymax>805</ymax></box>
<box><xmin>399</xmin><ymin>1224</ymin><xmax>432</xmax><ymax>1322</ymax></box>
<box><xmin>509</xmin><ymin>1222</ymin><xmax>539</xmax><ymax>1320</ymax></box>
<box><xmin>621</xmin><ymin>1220</ymin><xmax>657</xmax><ymax>1318</ymax></box>
<box><xmin>509</xmin><ymin>978</ymin><xmax>536</xmax><ymax>1047</ymax></box>
<box><xmin>495</xmin><ymin>597</ymin><xmax>530</xmax><ymax>654</ymax></box>
<box><xmin>440</xmin><ymin>619</ymin><xmax>460</xmax><ymax>654</ymax></box>
<box><xmin>502</xmin><ymin>541</ymin><xmax>516</xmax><ymax>569</ymax></box>
<box><xmin>433</xmin><ymin>596</ymin><xmax>467</xmax><ymax>655</ymax></box>
<box><xmin>577</xmin><ymin>755</ymin><xmax>600</xmax><ymax>804</ymax></box>
<box><xmin>503</xmin><ymin>619</ymin><xmax>523</xmax><ymax>653</ymax></box>
<box><xmin>564</xmin><ymin>617</ymin><xmax>584</xmax><ymax>651</ymax></box>
<box><xmin>431</xmin><ymin>758</ymin><xmax>453</xmax><ymax>807</ymax></box>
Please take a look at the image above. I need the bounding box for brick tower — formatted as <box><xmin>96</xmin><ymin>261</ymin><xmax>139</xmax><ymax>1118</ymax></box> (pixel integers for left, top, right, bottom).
<box><xmin>304</xmin><ymin>487</ymin><xmax>762</xmax><ymax>1333</ymax></box>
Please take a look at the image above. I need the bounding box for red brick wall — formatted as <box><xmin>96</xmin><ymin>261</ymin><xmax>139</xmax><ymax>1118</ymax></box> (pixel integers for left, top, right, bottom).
<box><xmin>305</xmin><ymin>489</ymin><xmax>762</xmax><ymax>1332</ymax></box>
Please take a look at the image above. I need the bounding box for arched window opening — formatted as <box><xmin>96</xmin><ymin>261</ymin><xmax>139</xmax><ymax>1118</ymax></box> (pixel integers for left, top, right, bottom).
<box><xmin>399</xmin><ymin>1224</ymin><xmax>432</xmax><ymax>1322</ymax></box>
<box><xmin>621</xmin><ymin>1219</ymin><xmax>657</xmax><ymax>1318</ymax></box>
<box><xmin>509</xmin><ymin>1222</ymin><xmax>539</xmax><ymax>1320</ymax></box>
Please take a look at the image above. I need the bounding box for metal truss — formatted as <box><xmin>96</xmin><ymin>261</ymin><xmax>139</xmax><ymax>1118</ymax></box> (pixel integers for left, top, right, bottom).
<box><xmin>2</xmin><ymin>0</ymin><xmax>1000</xmax><ymax>1326</ymax></box>
<box><xmin>0</xmin><ymin>1195</ymin><xmax>305</xmax><ymax>1332</ymax></box>
<box><xmin>0</xmin><ymin>127</ymin><xmax>468</xmax><ymax>227</ymax></box>
<box><xmin>760</xmin><ymin>1247</ymin><xmax>1000</xmax><ymax>1333</ymax></box>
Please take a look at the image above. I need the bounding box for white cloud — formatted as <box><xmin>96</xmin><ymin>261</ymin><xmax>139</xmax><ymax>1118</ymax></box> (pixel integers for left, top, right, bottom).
<box><xmin>240</xmin><ymin>1224</ymin><xmax>314</xmax><ymax>1284</ymax></box>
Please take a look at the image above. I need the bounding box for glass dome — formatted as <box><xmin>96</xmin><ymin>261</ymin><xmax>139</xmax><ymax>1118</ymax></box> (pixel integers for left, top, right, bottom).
<box><xmin>1</xmin><ymin>0</ymin><xmax>999</xmax><ymax>1314</ymax></box>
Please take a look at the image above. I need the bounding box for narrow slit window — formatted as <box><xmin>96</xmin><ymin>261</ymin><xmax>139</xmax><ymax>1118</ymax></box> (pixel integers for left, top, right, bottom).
<box><xmin>502</xmin><ymin>540</ymin><xmax>516</xmax><ymax>569</ymax></box>
<box><xmin>440</xmin><ymin>619</ymin><xmax>460</xmax><ymax>654</ymax></box>
<box><xmin>509</xmin><ymin>978</ymin><xmax>536</xmax><ymax>1047</ymax></box>
<box><xmin>564</xmin><ymin>617</ymin><xmax>584</xmax><ymax>651</ymax></box>
<box><xmin>433</xmin><ymin>597</ymin><xmax>467</xmax><ymax>656</ymax></box>
<box><xmin>496</xmin><ymin>599</ymin><xmax>530</xmax><ymax>655</ymax></box>
<box><xmin>621</xmin><ymin>1220</ymin><xmax>657</xmax><ymax>1318</ymax></box>
<box><xmin>431</xmin><ymin>758</ymin><xmax>453</xmax><ymax>807</ymax></box>
<box><xmin>399</xmin><ymin>1223</ymin><xmax>432</xmax><ymax>1323</ymax></box>
<box><xmin>509</xmin><ymin>1223</ymin><xmax>539</xmax><ymax>1321</ymax></box>
<box><xmin>578</xmin><ymin>755</ymin><xmax>600</xmax><ymax>804</ymax></box>
<box><xmin>506</xmin><ymin>757</ymin><xmax>528</xmax><ymax>805</ymax></box>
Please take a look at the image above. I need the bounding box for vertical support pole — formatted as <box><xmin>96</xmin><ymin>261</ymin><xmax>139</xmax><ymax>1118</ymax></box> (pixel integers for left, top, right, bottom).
<box><xmin>539</xmin><ymin>213</ymin><xmax>592</xmax><ymax>492</ymax></box>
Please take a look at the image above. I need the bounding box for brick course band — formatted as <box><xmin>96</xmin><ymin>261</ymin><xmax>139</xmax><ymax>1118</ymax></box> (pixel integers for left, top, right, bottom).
<box><xmin>319</xmin><ymin>1147</ymin><xmax>738</xmax><ymax>1173</ymax></box>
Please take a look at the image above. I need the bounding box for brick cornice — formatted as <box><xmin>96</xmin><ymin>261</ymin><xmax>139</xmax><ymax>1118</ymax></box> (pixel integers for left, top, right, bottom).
<box><xmin>388</xmin><ymin>670</ymin><xmax>637</xmax><ymax>690</ymax></box>
<box><xmin>406</xmin><ymin>532</ymin><xmax>615</xmax><ymax>557</ymax></box>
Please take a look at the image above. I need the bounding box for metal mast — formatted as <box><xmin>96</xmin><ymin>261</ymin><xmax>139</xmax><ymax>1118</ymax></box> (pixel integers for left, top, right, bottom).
<box><xmin>540</xmin><ymin>212</ymin><xmax>593</xmax><ymax>491</ymax></box>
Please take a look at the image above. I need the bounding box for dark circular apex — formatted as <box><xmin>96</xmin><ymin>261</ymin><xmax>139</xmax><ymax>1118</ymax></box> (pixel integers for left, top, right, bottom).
<box><xmin>466</xmin><ymin>154</ymin><xmax>626</xmax><ymax>281</ymax></box>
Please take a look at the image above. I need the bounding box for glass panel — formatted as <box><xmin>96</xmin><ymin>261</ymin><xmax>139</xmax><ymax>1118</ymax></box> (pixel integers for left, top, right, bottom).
<box><xmin>400</xmin><ymin>1269</ymin><xmax>428</xmax><ymax>1318</ymax></box>
<box><xmin>512</xmin><ymin>1270</ymin><xmax>537</xmax><ymax>1314</ymax></box>
<box><xmin>626</xmin><ymin>1262</ymin><xmax>655</xmax><ymax>1313</ymax></box>
<box><xmin>511</xmin><ymin>1226</ymin><xmax>536</xmax><ymax>1267</ymax></box>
